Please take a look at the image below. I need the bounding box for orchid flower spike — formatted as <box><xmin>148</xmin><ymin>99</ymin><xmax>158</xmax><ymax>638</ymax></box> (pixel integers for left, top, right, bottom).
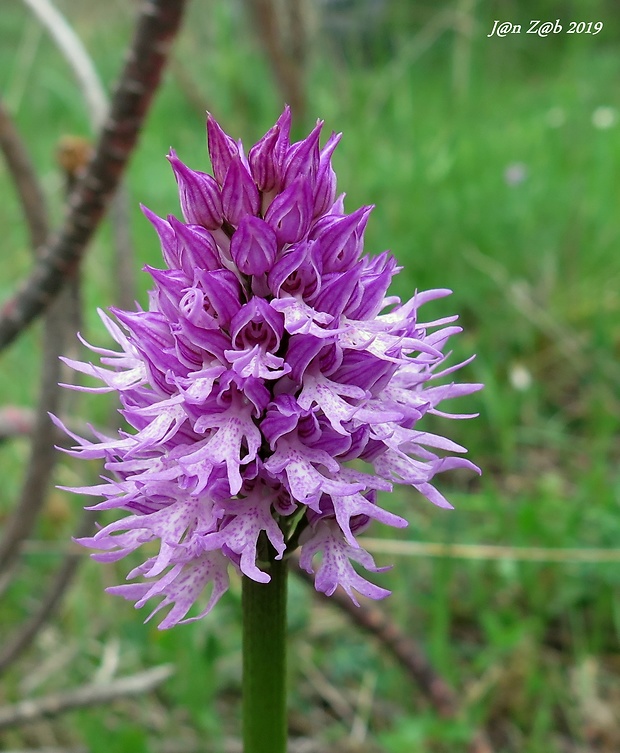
<box><xmin>57</xmin><ymin>109</ymin><xmax>481</xmax><ymax>628</ymax></box>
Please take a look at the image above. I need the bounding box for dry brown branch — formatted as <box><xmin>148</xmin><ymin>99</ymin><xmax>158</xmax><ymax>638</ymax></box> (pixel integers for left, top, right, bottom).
<box><xmin>0</xmin><ymin>99</ymin><xmax>48</xmax><ymax>249</ymax></box>
<box><xmin>0</xmin><ymin>665</ymin><xmax>175</xmax><ymax>730</ymax></box>
<box><xmin>28</xmin><ymin>0</ymin><xmax>138</xmax><ymax>310</ymax></box>
<box><xmin>244</xmin><ymin>0</ymin><xmax>308</xmax><ymax>124</ymax></box>
<box><xmin>294</xmin><ymin>561</ymin><xmax>494</xmax><ymax>753</ymax></box>
<box><xmin>0</xmin><ymin>95</ymin><xmax>61</xmax><ymax>586</ymax></box>
<box><xmin>296</xmin><ymin>562</ymin><xmax>458</xmax><ymax>716</ymax></box>
<box><xmin>0</xmin><ymin>405</ymin><xmax>104</xmax><ymax>447</ymax></box>
<box><xmin>360</xmin><ymin>537</ymin><xmax>620</xmax><ymax>563</ymax></box>
<box><xmin>0</xmin><ymin>737</ymin><xmax>336</xmax><ymax>753</ymax></box>
<box><xmin>0</xmin><ymin>0</ymin><xmax>168</xmax><ymax>589</ymax></box>
<box><xmin>158</xmin><ymin>738</ymin><xmax>328</xmax><ymax>753</ymax></box>
<box><xmin>169</xmin><ymin>56</ymin><xmax>213</xmax><ymax>117</ymax></box>
<box><xmin>0</xmin><ymin>406</ymin><xmax>35</xmax><ymax>441</ymax></box>
<box><xmin>110</xmin><ymin>190</ymin><xmax>138</xmax><ymax>310</ymax></box>
<box><xmin>2</xmin><ymin>749</ymin><xmax>87</xmax><ymax>753</ymax></box>
<box><xmin>0</xmin><ymin>0</ymin><xmax>188</xmax><ymax>352</ymax></box>
<box><xmin>20</xmin><ymin>0</ymin><xmax>108</xmax><ymax>129</ymax></box>
<box><xmin>0</xmin><ymin>269</ymin><xmax>73</xmax><ymax>585</ymax></box>
<box><xmin>58</xmin><ymin>141</ymin><xmax>138</xmax><ymax>311</ymax></box>
<box><xmin>298</xmin><ymin>644</ymin><xmax>355</xmax><ymax>721</ymax></box>
<box><xmin>0</xmin><ymin>117</ymin><xmax>92</xmax><ymax>590</ymax></box>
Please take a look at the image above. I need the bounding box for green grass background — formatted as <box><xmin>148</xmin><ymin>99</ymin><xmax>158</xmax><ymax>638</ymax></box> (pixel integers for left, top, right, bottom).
<box><xmin>1</xmin><ymin>0</ymin><xmax>619</xmax><ymax>750</ymax></box>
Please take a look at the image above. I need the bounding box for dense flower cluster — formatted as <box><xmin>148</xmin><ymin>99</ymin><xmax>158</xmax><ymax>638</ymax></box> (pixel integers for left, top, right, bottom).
<box><xmin>58</xmin><ymin>109</ymin><xmax>481</xmax><ymax>628</ymax></box>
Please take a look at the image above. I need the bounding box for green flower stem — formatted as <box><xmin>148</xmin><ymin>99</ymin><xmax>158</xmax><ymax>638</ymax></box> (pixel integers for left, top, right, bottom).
<box><xmin>242</xmin><ymin>555</ymin><xmax>288</xmax><ymax>753</ymax></box>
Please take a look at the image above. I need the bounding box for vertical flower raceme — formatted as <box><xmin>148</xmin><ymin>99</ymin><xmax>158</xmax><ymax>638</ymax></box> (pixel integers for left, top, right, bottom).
<box><xmin>58</xmin><ymin>109</ymin><xmax>481</xmax><ymax>628</ymax></box>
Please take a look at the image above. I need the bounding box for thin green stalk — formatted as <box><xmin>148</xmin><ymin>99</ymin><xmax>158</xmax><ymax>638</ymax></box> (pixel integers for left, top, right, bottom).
<box><xmin>242</xmin><ymin>555</ymin><xmax>288</xmax><ymax>753</ymax></box>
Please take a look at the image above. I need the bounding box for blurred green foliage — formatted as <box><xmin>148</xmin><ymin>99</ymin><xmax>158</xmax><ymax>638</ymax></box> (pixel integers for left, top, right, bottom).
<box><xmin>0</xmin><ymin>0</ymin><xmax>619</xmax><ymax>750</ymax></box>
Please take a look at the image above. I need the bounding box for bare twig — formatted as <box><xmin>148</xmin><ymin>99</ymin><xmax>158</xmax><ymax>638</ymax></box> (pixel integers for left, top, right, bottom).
<box><xmin>297</xmin><ymin>563</ymin><xmax>458</xmax><ymax>717</ymax></box>
<box><xmin>294</xmin><ymin>561</ymin><xmax>494</xmax><ymax>753</ymax></box>
<box><xmin>360</xmin><ymin>537</ymin><xmax>620</xmax><ymax>563</ymax></box>
<box><xmin>0</xmin><ymin>405</ymin><xmax>103</xmax><ymax>446</ymax></box>
<box><xmin>2</xmin><ymin>749</ymin><xmax>87</xmax><ymax>753</ymax></box>
<box><xmin>0</xmin><ymin>0</ymin><xmax>188</xmax><ymax>352</ymax></box>
<box><xmin>25</xmin><ymin>0</ymin><xmax>137</xmax><ymax>309</ymax></box>
<box><xmin>0</xmin><ymin>512</ymin><xmax>96</xmax><ymax>676</ymax></box>
<box><xmin>20</xmin><ymin>0</ymin><xmax>108</xmax><ymax>129</ymax></box>
<box><xmin>244</xmin><ymin>0</ymin><xmax>308</xmax><ymax>124</ymax></box>
<box><xmin>4</xmin><ymin>20</ymin><xmax>43</xmax><ymax>114</ymax></box>
<box><xmin>0</xmin><ymin>405</ymin><xmax>35</xmax><ymax>441</ymax></box>
<box><xmin>0</xmin><ymin>117</ymin><xmax>91</xmax><ymax>590</ymax></box>
<box><xmin>366</xmin><ymin>9</ymin><xmax>456</xmax><ymax>118</ymax></box>
<box><xmin>0</xmin><ymin>665</ymin><xmax>175</xmax><ymax>730</ymax></box>
<box><xmin>157</xmin><ymin>738</ymin><xmax>328</xmax><ymax>753</ymax></box>
<box><xmin>169</xmin><ymin>55</ymin><xmax>213</xmax><ymax>117</ymax></box>
<box><xmin>0</xmin><ymin>272</ymin><xmax>71</xmax><ymax>586</ymax></box>
<box><xmin>0</xmin><ymin>738</ymin><xmax>329</xmax><ymax>753</ymax></box>
<box><xmin>0</xmin><ymin>99</ymin><xmax>48</xmax><ymax>248</ymax></box>
<box><xmin>110</xmin><ymin>190</ymin><xmax>138</xmax><ymax>310</ymax></box>
<box><xmin>0</xmin><ymin>95</ymin><xmax>58</xmax><ymax>584</ymax></box>
<box><xmin>298</xmin><ymin>644</ymin><xmax>355</xmax><ymax>721</ymax></box>
<box><xmin>349</xmin><ymin>670</ymin><xmax>376</xmax><ymax>744</ymax></box>
<box><xmin>452</xmin><ymin>0</ymin><xmax>477</xmax><ymax>99</ymax></box>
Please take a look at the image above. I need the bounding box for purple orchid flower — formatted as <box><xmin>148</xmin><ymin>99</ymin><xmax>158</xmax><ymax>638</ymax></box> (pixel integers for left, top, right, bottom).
<box><xmin>57</xmin><ymin>108</ymin><xmax>481</xmax><ymax>628</ymax></box>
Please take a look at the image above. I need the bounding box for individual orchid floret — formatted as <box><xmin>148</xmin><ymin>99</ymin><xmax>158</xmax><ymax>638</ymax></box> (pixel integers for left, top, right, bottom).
<box><xmin>59</xmin><ymin>109</ymin><xmax>481</xmax><ymax>628</ymax></box>
<box><xmin>169</xmin><ymin>216</ymin><xmax>222</xmax><ymax>273</ymax></box>
<box><xmin>248</xmin><ymin>107</ymin><xmax>291</xmax><ymax>194</ymax></box>
<box><xmin>313</xmin><ymin>131</ymin><xmax>341</xmax><ymax>217</ymax></box>
<box><xmin>230</xmin><ymin>216</ymin><xmax>277</xmax><ymax>276</ymax></box>
<box><xmin>207</xmin><ymin>112</ymin><xmax>239</xmax><ymax>185</ymax></box>
<box><xmin>167</xmin><ymin>149</ymin><xmax>223</xmax><ymax>229</ymax></box>
<box><xmin>264</xmin><ymin>177</ymin><xmax>313</xmax><ymax>245</ymax></box>
<box><xmin>281</xmin><ymin>120</ymin><xmax>322</xmax><ymax>189</ymax></box>
<box><xmin>221</xmin><ymin>156</ymin><xmax>261</xmax><ymax>226</ymax></box>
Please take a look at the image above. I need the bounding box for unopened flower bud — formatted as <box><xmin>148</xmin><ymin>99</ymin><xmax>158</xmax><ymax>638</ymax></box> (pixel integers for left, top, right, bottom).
<box><xmin>264</xmin><ymin>177</ymin><xmax>313</xmax><ymax>245</ymax></box>
<box><xmin>167</xmin><ymin>149</ymin><xmax>223</xmax><ymax>229</ymax></box>
<box><xmin>231</xmin><ymin>216</ymin><xmax>277</xmax><ymax>276</ymax></box>
<box><xmin>249</xmin><ymin>123</ymin><xmax>282</xmax><ymax>192</ymax></box>
<box><xmin>282</xmin><ymin>120</ymin><xmax>322</xmax><ymax>189</ymax></box>
<box><xmin>221</xmin><ymin>156</ymin><xmax>260</xmax><ymax>226</ymax></box>
<box><xmin>310</xmin><ymin>205</ymin><xmax>373</xmax><ymax>272</ymax></box>
<box><xmin>207</xmin><ymin>112</ymin><xmax>239</xmax><ymax>185</ymax></box>
<box><xmin>141</xmin><ymin>205</ymin><xmax>179</xmax><ymax>269</ymax></box>
<box><xmin>313</xmin><ymin>132</ymin><xmax>341</xmax><ymax>217</ymax></box>
<box><xmin>169</xmin><ymin>215</ymin><xmax>221</xmax><ymax>273</ymax></box>
<box><xmin>194</xmin><ymin>268</ymin><xmax>243</xmax><ymax>326</ymax></box>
